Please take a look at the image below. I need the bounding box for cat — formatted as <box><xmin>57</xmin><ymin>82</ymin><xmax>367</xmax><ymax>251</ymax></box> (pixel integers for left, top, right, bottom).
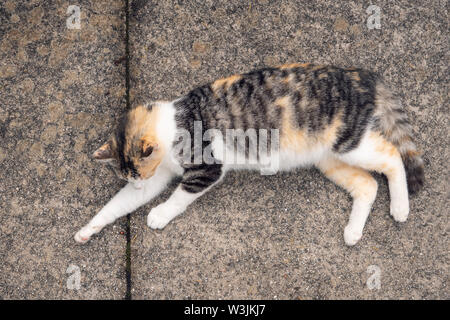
<box><xmin>75</xmin><ymin>63</ymin><xmax>424</xmax><ymax>246</ymax></box>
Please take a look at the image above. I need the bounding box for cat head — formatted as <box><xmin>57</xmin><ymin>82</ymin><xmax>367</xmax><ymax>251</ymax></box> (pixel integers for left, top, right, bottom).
<box><xmin>93</xmin><ymin>105</ymin><xmax>164</xmax><ymax>187</ymax></box>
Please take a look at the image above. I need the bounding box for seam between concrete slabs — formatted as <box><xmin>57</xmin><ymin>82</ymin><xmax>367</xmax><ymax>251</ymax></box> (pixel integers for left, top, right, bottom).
<box><xmin>124</xmin><ymin>0</ymin><xmax>132</xmax><ymax>300</ymax></box>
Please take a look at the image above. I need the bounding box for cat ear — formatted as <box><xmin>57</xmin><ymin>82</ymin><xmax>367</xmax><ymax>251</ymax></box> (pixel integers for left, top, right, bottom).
<box><xmin>93</xmin><ymin>141</ymin><xmax>114</xmax><ymax>162</ymax></box>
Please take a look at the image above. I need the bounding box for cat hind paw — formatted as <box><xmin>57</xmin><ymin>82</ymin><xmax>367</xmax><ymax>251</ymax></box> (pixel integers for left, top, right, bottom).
<box><xmin>344</xmin><ymin>225</ymin><xmax>362</xmax><ymax>246</ymax></box>
<box><xmin>390</xmin><ymin>200</ymin><xmax>409</xmax><ymax>222</ymax></box>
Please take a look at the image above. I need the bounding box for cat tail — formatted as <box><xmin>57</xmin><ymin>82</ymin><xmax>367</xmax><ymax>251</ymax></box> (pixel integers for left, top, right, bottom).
<box><xmin>374</xmin><ymin>81</ymin><xmax>424</xmax><ymax>195</ymax></box>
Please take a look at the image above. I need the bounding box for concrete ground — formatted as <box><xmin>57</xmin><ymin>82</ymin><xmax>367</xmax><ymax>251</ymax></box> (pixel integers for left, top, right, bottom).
<box><xmin>0</xmin><ymin>0</ymin><xmax>127</xmax><ymax>299</ymax></box>
<box><xmin>0</xmin><ymin>0</ymin><xmax>448</xmax><ymax>299</ymax></box>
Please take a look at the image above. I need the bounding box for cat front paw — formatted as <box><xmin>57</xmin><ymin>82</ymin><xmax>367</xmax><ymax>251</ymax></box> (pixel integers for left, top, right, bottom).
<box><xmin>74</xmin><ymin>228</ymin><xmax>92</xmax><ymax>244</ymax></box>
<box><xmin>344</xmin><ymin>225</ymin><xmax>362</xmax><ymax>246</ymax></box>
<box><xmin>74</xmin><ymin>225</ymin><xmax>102</xmax><ymax>244</ymax></box>
<box><xmin>147</xmin><ymin>205</ymin><xmax>174</xmax><ymax>230</ymax></box>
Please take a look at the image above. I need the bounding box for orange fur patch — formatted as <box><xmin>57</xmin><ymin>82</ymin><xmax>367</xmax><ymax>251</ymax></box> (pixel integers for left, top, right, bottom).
<box><xmin>275</xmin><ymin>96</ymin><xmax>343</xmax><ymax>151</ymax></box>
<box><xmin>124</xmin><ymin>104</ymin><xmax>166</xmax><ymax>179</ymax></box>
<box><xmin>211</xmin><ymin>74</ymin><xmax>242</xmax><ymax>91</ymax></box>
<box><xmin>406</xmin><ymin>149</ymin><xmax>420</xmax><ymax>158</ymax></box>
<box><xmin>351</xmin><ymin>72</ymin><xmax>361</xmax><ymax>81</ymax></box>
<box><xmin>278</xmin><ymin>63</ymin><xmax>310</xmax><ymax>70</ymax></box>
<box><xmin>358</xmin><ymin>132</ymin><xmax>403</xmax><ymax>177</ymax></box>
<box><xmin>319</xmin><ymin>114</ymin><xmax>343</xmax><ymax>145</ymax></box>
<box><xmin>318</xmin><ymin>158</ymin><xmax>377</xmax><ymax>200</ymax></box>
<box><xmin>93</xmin><ymin>142</ymin><xmax>111</xmax><ymax>159</ymax></box>
<box><xmin>137</xmin><ymin>152</ymin><xmax>164</xmax><ymax>179</ymax></box>
<box><xmin>275</xmin><ymin>96</ymin><xmax>308</xmax><ymax>150</ymax></box>
<box><xmin>369</xmin><ymin>132</ymin><xmax>400</xmax><ymax>158</ymax></box>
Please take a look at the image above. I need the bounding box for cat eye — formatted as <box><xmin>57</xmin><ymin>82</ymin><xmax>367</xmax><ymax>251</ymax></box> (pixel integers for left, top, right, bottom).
<box><xmin>141</xmin><ymin>145</ymin><xmax>153</xmax><ymax>158</ymax></box>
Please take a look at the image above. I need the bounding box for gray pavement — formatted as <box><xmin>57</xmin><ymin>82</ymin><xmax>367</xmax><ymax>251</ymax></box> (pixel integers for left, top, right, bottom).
<box><xmin>0</xmin><ymin>0</ymin><xmax>127</xmax><ymax>299</ymax></box>
<box><xmin>0</xmin><ymin>0</ymin><xmax>448</xmax><ymax>299</ymax></box>
<box><xmin>128</xmin><ymin>0</ymin><xmax>448</xmax><ymax>299</ymax></box>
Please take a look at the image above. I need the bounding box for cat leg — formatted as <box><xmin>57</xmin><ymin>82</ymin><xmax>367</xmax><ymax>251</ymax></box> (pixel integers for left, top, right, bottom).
<box><xmin>339</xmin><ymin>132</ymin><xmax>409</xmax><ymax>223</ymax></box>
<box><xmin>75</xmin><ymin>168</ymin><xmax>174</xmax><ymax>243</ymax></box>
<box><xmin>147</xmin><ymin>164</ymin><xmax>223</xmax><ymax>229</ymax></box>
<box><xmin>317</xmin><ymin>158</ymin><xmax>378</xmax><ymax>246</ymax></box>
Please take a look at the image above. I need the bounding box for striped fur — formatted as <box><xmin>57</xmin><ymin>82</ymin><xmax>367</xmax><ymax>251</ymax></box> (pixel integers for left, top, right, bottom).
<box><xmin>372</xmin><ymin>82</ymin><xmax>424</xmax><ymax>194</ymax></box>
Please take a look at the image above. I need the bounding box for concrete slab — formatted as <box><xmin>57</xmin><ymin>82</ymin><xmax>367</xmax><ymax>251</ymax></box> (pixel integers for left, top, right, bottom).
<box><xmin>128</xmin><ymin>1</ymin><xmax>448</xmax><ymax>299</ymax></box>
<box><xmin>0</xmin><ymin>0</ymin><xmax>127</xmax><ymax>299</ymax></box>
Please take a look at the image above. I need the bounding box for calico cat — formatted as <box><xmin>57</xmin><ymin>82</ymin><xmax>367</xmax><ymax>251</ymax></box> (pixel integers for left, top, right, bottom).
<box><xmin>75</xmin><ymin>63</ymin><xmax>424</xmax><ymax>246</ymax></box>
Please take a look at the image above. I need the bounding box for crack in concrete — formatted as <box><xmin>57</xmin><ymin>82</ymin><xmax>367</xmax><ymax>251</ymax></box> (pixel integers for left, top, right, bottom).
<box><xmin>124</xmin><ymin>0</ymin><xmax>132</xmax><ymax>300</ymax></box>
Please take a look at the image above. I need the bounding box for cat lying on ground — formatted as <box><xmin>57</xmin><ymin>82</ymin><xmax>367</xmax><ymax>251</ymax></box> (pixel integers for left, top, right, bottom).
<box><xmin>75</xmin><ymin>63</ymin><xmax>424</xmax><ymax>246</ymax></box>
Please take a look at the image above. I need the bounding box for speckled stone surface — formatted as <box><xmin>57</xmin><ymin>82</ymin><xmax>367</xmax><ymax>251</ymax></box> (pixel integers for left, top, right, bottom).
<box><xmin>0</xmin><ymin>0</ymin><xmax>447</xmax><ymax>300</ymax></box>
<box><xmin>128</xmin><ymin>0</ymin><xmax>448</xmax><ymax>299</ymax></box>
<box><xmin>0</xmin><ymin>0</ymin><xmax>127</xmax><ymax>298</ymax></box>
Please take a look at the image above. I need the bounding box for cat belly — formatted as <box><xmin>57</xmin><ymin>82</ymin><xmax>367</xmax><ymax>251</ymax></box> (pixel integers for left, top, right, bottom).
<box><xmin>211</xmin><ymin>135</ymin><xmax>330</xmax><ymax>172</ymax></box>
<box><xmin>277</xmin><ymin>146</ymin><xmax>330</xmax><ymax>171</ymax></box>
